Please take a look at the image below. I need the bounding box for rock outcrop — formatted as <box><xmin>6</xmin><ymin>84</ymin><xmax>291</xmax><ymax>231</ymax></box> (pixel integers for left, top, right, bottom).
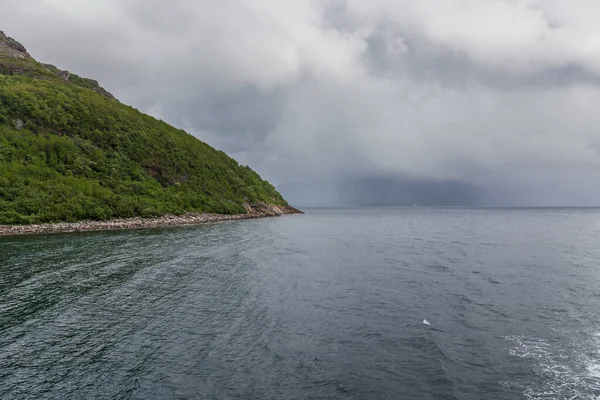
<box><xmin>40</xmin><ymin>62</ymin><xmax>117</xmax><ymax>100</ymax></box>
<box><xmin>0</xmin><ymin>30</ymin><xmax>29</xmax><ymax>59</ymax></box>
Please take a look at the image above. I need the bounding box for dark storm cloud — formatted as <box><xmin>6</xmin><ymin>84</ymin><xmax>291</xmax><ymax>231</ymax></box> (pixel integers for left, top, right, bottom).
<box><xmin>363</xmin><ymin>23</ymin><xmax>600</xmax><ymax>90</ymax></box>
<box><xmin>2</xmin><ymin>0</ymin><xmax>600</xmax><ymax>203</ymax></box>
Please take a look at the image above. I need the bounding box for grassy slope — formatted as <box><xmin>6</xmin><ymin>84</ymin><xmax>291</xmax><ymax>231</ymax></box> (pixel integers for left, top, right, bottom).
<box><xmin>0</xmin><ymin>49</ymin><xmax>287</xmax><ymax>224</ymax></box>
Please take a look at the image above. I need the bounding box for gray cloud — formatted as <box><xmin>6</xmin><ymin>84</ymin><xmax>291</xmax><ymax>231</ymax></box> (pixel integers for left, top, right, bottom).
<box><xmin>2</xmin><ymin>0</ymin><xmax>600</xmax><ymax>204</ymax></box>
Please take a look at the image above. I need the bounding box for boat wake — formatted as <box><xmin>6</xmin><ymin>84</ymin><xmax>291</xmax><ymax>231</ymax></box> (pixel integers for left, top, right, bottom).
<box><xmin>504</xmin><ymin>333</ymin><xmax>600</xmax><ymax>399</ymax></box>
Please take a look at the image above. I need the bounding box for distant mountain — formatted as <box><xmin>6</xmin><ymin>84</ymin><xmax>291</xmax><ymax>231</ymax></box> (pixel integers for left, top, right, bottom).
<box><xmin>0</xmin><ymin>30</ymin><xmax>295</xmax><ymax>224</ymax></box>
<box><xmin>279</xmin><ymin>177</ymin><xmax>600</xmax><ymax>208</ymax></box>
<box><xmin>278</xmin><ymin>178</ymin><xmax>487</xmax><ymax>207</ymax></box>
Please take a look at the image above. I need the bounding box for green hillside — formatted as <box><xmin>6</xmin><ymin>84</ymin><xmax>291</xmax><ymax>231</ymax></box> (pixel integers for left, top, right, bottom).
<box><xmin>0</xmin><ymin>30</ymin><xmax>289</xmax><ymax>225</ymax></box>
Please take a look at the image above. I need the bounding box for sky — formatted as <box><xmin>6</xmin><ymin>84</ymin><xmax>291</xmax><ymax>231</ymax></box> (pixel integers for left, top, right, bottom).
<box><xmin>2</xmin><ymin>0</ymin><xmax>600</xmax><ymax>204</ymax></box>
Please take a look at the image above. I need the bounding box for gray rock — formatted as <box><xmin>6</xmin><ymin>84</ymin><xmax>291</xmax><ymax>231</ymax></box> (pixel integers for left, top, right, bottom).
<box><xmin>0</xmin><ymin>204</ymin><xmax>303</xmax><ymax>236</ymax></box>
<box><xmin>0</xmin><ymin>30</ymin><xmax>29</xmax><ymax>59</ymax></box>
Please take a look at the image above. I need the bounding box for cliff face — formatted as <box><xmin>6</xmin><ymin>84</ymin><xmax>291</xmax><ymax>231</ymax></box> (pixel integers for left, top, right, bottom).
<box><xmin>0</xmin><ymin>30</ymin><xmax>298</xmax><ymax>225</ymax></box>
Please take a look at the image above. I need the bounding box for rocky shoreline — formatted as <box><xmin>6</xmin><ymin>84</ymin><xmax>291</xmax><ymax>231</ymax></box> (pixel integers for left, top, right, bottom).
<box><xmin>0</xmin><ymin>204</ymin><xmax>303</xmax><ymax>237</ymax></box>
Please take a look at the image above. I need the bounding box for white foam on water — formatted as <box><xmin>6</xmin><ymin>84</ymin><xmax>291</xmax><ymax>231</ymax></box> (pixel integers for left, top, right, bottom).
<box><xmin>505</xmin><ymin>335</ymin><xmax>551</xmax><ymax>359</ymax></box>
<box><xmin>504</xmin><ymin>334</ymin><xmax>600</xmax><ymax>399</ymax></box>
<box><xmin>585</xmin><ymin>332</ymin><xmax>600</xmax><ymax>383</ymax></box>
<box><xmin>586</xmin><ymin>362</ymin><xmax>600</xmax><ymax>379</ymax></box>
<box><xmin>423</xmin><ymin>319</ymin><xmax>431</xmax><ymax>326</ymax></box>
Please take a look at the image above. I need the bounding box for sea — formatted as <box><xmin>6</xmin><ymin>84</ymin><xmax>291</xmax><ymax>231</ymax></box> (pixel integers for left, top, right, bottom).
<box><xmin>1</xmin><ymin>207</ymin><xmax>600</xmax><ymax>399</ymax></box>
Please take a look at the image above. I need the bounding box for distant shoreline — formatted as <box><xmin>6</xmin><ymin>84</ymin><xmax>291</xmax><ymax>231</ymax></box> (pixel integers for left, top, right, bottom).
<box><xmin>0</xmin><ymin>204</ymin><xmax>303</xmax><ymax>237</ymax></box>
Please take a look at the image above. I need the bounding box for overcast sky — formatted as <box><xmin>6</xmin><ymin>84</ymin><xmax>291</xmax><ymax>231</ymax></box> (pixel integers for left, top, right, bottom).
<box><xmin>2</xmin><ymin>0</ymin><xmax>600</xmax><ymax>201</ymax></box>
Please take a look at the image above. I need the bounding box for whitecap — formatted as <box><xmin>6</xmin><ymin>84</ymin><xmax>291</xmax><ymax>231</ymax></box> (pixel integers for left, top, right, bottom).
<box><xmin>504</xmin><ymin>334</ymin><xmax>600</xmax><ymax>399</ymax></box>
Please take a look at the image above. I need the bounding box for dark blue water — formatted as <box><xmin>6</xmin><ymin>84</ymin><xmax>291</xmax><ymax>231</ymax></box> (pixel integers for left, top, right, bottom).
<box><xmin>2</xmin><ymin>208</ymin><xmax>600</xmax><ymax>399</ymax></box>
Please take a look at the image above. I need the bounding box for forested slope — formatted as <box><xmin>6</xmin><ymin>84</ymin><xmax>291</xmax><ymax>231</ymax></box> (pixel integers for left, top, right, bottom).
<box><xmin>0</xmin><ymin>30</ymin><xmax>289</xmax><ymax>224</ymax></box>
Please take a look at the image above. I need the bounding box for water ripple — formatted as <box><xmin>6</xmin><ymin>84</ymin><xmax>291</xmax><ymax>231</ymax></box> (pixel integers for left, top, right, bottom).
<box><xmin>2</xmin><ymin>208</ymin><xmax>600</xmax><ymax>399</ymax></box>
